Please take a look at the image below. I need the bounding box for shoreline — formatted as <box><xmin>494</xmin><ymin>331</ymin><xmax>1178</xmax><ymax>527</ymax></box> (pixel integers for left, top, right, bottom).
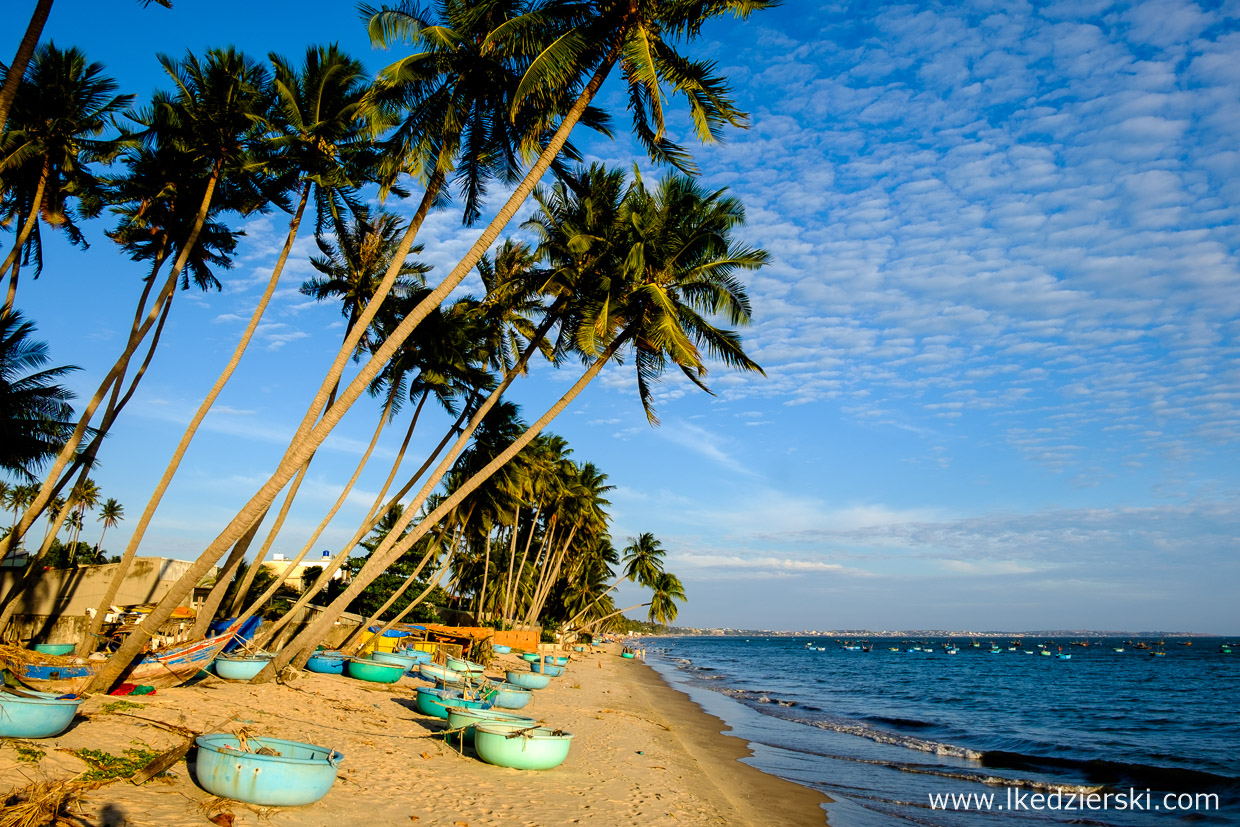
<box><xmin>622</xmin><ymin>652</ymin><xmax>830</xmax><ymax>825</ymax></box>
<box><xmin>1</xmin><ymin>643</ymin><xmax>827</xmax><ymax>826</ymax></box>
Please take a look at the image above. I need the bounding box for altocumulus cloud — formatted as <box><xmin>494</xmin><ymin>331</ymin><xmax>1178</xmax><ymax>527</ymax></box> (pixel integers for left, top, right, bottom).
<box><xmin>669</xmin><ymin>0</ymin><xmax>1240</xmax><ymax>479</ymax></box>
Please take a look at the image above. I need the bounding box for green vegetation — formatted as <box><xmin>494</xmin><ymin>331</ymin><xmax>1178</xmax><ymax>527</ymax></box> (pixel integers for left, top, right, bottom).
<box><xmin>12</xmin><ymin>742</ymin><xmax>45</xmax><ymax>763</ymax></box>
<box><xmin>98</xmin><ymin>699</ymin><xmax>145</xmax><ymax>715</ymax></box>
<box><xmin>71</xmin><ymin>744</ymin><xmax>164</xmax><ymax>782</ymax></box>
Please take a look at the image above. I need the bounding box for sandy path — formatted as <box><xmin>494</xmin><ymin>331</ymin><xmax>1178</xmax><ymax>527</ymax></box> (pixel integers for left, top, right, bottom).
<box><xmin>1</xmin><ymin>645</ymin><xmax>825</xmax><ymax>826</ymax></box>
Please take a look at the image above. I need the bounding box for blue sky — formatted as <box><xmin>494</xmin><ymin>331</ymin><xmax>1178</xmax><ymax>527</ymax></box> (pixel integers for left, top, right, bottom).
<box><xmin>6</xmin><ymin>0</ymin><xmax>1240</xmax><ymax>633</ymax></box>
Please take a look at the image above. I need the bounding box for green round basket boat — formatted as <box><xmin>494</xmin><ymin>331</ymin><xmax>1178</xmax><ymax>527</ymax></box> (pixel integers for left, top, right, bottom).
<box><xmin>346</xmin><ymin>657</ymin><xmax>405</xmax><ymax>684</ymax></box>
<box><xmin>621</xmin><ymin>652</ymin><xmax>635</xmax><ymax>659</ymax></box>
<box><xmin>473</xmin><ymin>721</ymin><xmax>573</xmax><ymax>770</ymax></box>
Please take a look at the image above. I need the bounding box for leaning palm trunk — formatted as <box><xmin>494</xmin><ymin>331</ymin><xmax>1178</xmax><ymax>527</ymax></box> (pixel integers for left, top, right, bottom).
<box><xmin>224</xmin><ymin>461</ymin><xmax>311</xmax><ymax>618</ymax></box>
<box><xmin>526</xmin><ymin>522</ymin><xmax>578</xmax><ymax>627</ymax></box>
<box><xmin>476</xmin><ymin>531</ymin><xmax>493</xmax><ymax>618</ymax></box>
<box><xmin>339</xmin><ymin>535</ymin><xmax>444</xmax><ymax>655</ymax></box>
<box><xmin>254</xmin><ymin>332</ymin><xmax>629</xmax><ymax>682</ymax></box>
<box><xmin>248</xmin><ymin>394</ymin><xmax>451</xmax><ymax>649</ymax></box>
<box><xmin>361</xmin><ymin>549</ymin><xmax>455</xmax><ymax>645</ymax></box>
<box><xmin>500</xmin><ymin>507</ymin><xmax>522</xmax><ymax>623</ymax></box>
<box><xmin>90</xmin><ymin>47</ymin><xmax>622</xmax><ymax>692</ymax></box>
<box><xmin>579</xmin><ymin>603</ymin><xmax>648</xmax><ymax>634</ymax></box>
<box><xmin>0</xmin><ymin>158</ymin><xmax>49</xmax><ymax>309</ymax></box>
<box><xmin>0</xmin><ymin>164</ymin><xmax>211</xmax><ymax>571</ymax></box>
<box><xmin>82</xmin><ymin>182</ymin><xmax>312</xmax><ymax>692</ymax></box>
<box><xmin>186</xmin><ymin>515</ymin><xmax>267</xmax><ymax>640</ymax></box>
<box><xmin>256</xmin><ymin>303</ymin><xmax>561</xmax><ymax>655</ymax></box>
<box><xmin>32</xmin><ymin>256</ymin><xmax>176</xmax><ymax>533</ymax></box>
<box><xmin>0</xmin><ymin>0</ymin><xmax>52</xmax><ymax>128</ymax></box>
<box><xmin>241</xmin><ymin>394</ymin><xmax>399</xmax><ymax>649</ymax></box>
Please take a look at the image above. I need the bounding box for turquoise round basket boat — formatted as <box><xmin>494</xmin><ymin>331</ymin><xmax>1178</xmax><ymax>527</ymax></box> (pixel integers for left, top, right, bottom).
<box><xmin>213</xmin><ymin>655</ymin><xmax>272</xmax><ymax>681</ymax></box>
<box><xmin>529</xmin><ymin>661</ymin><xmax>563</xmax><ymax>676</ymax></box>
<box><xmin>621</xmin><ymin>652</ymin><xmax>635</xmax><ymax>659</ymax></box>
<box><xmin>572</xmin><ymin>646</ymin><xmax>585</xmax><ymax>653</ymax></box>
<box><xmin>489</xmin><ymin>682</ymin><xmax>533</xmax><ymax>709</ymax></box>
<box><xmin>346</xmin><ymin>658</ymin><xmax>405</xmax><ymax>684</ymax></box>
<box><xmin>504</xmin><ymin>670</ymin><xmax>550</xmax><ymax>690</ymax></box>
<box><xmin>0</xmin><ymin>689</ymin><xmax>84</xmax><ymax>738</ymax></box>
<box><xmin>542</xmin><ymin>655</ymin><xmax>569</xmax><ymax>666</ymax></box>
<box><xmin>394</xmin><ymin>648</ymin><xmax>433</xmax><ymax>664</ymax></box>
<box><xmin>492</xmin><ymin>645</ymin><xmax>511</xmax><ymax>654</ymax></box>
<box><xmin>419</xmin><ymin>662</ymin><xmax>463</xmax><ymax>683</ymax></box>
<box><xmin>445</xmin><ymin>655</ymin><xmax>485</xmax><ymax>676</ymax></box>
<box><xmin>370</xmin><ymin>650</ymin><xmax>423</xmax><ymax>672</ymax></box>
<box><xmin>31</xmin><ymin>643</ymin><xmax>75</xmax><ymax>656</ymax></box>
<box><xmin>473</xmin><ymin>722</ymin><xmax>573</xmax><ymax>770</ymax></box>
<box><xmin>415</xmin><ymin>687</ymin><xmax>492</xmax><ymax>719</ymax></box>
<box><xmin>194</xmin><ymin>734</ymin><xmax>343</xmax><ymax>806</ymax></box>
<box><xmin>306</xmin><ymin>651</ymin><xmax>346</xmax><ymax>674</ymax></box>
<box><xmin>445</xmin><ymin>706</ymin><xmax>534</xmax><ymax>744</ymax></box>
<box><xmin>520</xmin><ymin>652</ymin><xmax>540</xmax><ymax>662</ymax></box>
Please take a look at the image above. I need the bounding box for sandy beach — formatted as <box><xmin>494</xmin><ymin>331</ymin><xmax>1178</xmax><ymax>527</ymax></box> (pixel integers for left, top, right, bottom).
<box><xmin>1</xmin><ymin>645</ymin><xmax>826</xmax><ymax>826</ymax></box>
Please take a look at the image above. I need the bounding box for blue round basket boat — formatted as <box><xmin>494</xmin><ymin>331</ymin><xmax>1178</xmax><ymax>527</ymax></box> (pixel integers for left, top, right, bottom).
<box><xmin>306</xmin><ymin>651</ymin><xmax>346</xmax><ymax>674</ymax></box>
<box><xmin>213</xmin><ymin>655</ymin><xmax>272</xmax><ymax>681</ymax></box>
<box><xmin>0</xmin><ymin>689</ymin><xmax>84</xmax><ymax>738</ymax></box>
<box><xmin>490</xmin><ymin>682</ymin><xmax>533</xmax><ymax>709</ymax></box>
<box><xmin>520</xmin><ymin>652</ymin><xmax>540</xmax><ymax>662</ymax></box>
<box><xmin>194</xmin><ymin>734</ymin><xmax>343</xmax><ymax>806</ymax></box>
<box><xmin>492</xmin><ymin>644</ymin><xmax>512</xmax><ymax>654</ymax></box>
<box><xmin>529</xmin><ymin>661</ymin><xmax>564</xmax><ymax>676</ymax></box>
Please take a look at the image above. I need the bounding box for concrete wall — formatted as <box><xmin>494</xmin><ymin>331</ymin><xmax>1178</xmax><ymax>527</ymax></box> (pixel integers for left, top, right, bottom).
<box><xmin>0</xmin><ymin>558</ymin><xmax>204</xmax><ymax>622</ymax></box>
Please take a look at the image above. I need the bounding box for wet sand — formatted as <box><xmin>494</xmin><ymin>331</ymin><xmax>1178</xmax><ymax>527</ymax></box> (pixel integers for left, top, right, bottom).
<box><xmin>1</xmin><ymin>645</ymin><xmax>826</xmax><ymax>826</ymax></box>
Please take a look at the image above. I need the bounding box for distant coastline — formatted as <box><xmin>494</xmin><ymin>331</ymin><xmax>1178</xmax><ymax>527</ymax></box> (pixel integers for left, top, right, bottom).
<box><xmin>660</xmin><ymin>628</ymin><xmax>1229</xmax><ymax>637</ymax></box>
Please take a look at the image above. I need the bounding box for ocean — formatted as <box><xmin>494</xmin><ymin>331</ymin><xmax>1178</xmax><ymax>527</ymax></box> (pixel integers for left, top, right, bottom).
<box><xmin>645</xmin><ymin>635</ymin><xmax>1240</xmax><ymax>826</ymax></box>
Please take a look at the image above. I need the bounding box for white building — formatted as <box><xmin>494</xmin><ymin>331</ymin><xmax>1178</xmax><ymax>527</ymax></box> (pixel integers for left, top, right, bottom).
<box><xmin>261</xmin><ymin>550</ymin><xmax>350</xmax><ymax>591</ymax></box>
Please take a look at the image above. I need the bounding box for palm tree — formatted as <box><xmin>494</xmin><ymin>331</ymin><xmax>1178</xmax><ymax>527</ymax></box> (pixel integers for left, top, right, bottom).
<box><xmin>180</xmin><ymin>46</ymin><xmax>383</xmax><ymax>631</ymax></box>
<box><xmin>0</xmin><ymin>309</ymin><xmax>78</xmax><ymax>480</ymax></box>
<box><xmin>96</xmin><ymin>0</ymin><xmax>772</xmax><ymax>689</ymax></box>
<box><xmin>0</xmin><ymin>43</ymin><xmax>134</xmax><ymax>311</ymax></box>
<box><xmin>255</xmin><ymin>164</ymin><xmax>765</xmax><ymax>681</ymax></box>
<box><xmin>93</xmin><ymin>497</ymin><xmax>122</xmax><ymax>557</ymax></box>
<box><xmin>646</xmin><ymin>570</ymin><xmax>685</xmax><ymax>625</ymax></box>
<box><xmin>0</xmin><ymin>48</ymin><xmax>272</xmax><ymax>571</ymax></box>
<box><xmin>623</xmin><ymin>532</ymin><xmax>665</xmax><ymax>587</ymax></box>
<box><xmin>66</xmin><ymin>48</ymin><xmax>281</xmax><ymax>660</ymax></box>
<box><xmin>0</xmin><ymin>0</ymin><xmax>169</xmax><ymax>130</ymax></box>
<box><xmin>563</xmin><ymin>529</ymin><xmax>656</xmax><ymax>629</ymax></box>
<box><xmin>301</xmin><ymin>209</ymin><xmax>429</xmax><ymax>356</ymax></box>
<box><xmin>64</xmin><ymin>476</ymin><xmax>99</xmax><ymax>564</ymax></box>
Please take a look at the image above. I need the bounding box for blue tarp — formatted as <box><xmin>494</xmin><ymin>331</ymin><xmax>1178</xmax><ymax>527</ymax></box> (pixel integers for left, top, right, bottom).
<box><xmin>209</xmin><ymin>616</ymin><xmax>263</xmax><ymax>653</ymax></box>
<box><xmin>366</xmin><ymin>625</ymin><xmax>424</xmax><ymax>637</ymax></box>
